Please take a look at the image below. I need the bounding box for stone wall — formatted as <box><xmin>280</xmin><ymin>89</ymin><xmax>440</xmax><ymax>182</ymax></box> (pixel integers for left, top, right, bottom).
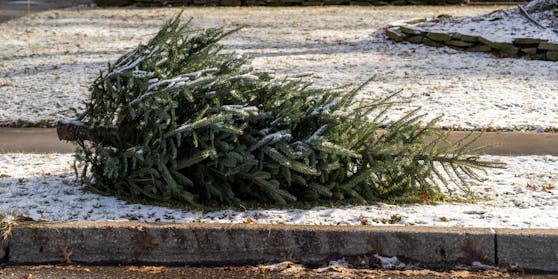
<box><xmin>386</xmin><ymin>25</ymin><xmax>558</xmax><ymax>61</ymax></box>
<box><xmin>132</xmin><ymin>0</ymin><xmax>467</xmax><ymax>6</ymax></box>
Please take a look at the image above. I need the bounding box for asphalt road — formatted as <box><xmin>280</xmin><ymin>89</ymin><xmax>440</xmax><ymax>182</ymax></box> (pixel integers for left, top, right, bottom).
<box><xmin>0</xmin><ymin>0</ymin><xmax>91</xmax><ymax>22</ymax></box>
<box><xmin>1</xmin><ymin>265</ymin><xmax>556</xmax><ymax>279</ymax></box>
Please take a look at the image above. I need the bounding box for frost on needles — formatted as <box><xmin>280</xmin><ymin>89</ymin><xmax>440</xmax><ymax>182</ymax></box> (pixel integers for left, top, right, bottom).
<box><xmin>70</xmin><ymin>14</ymin><xmax>505</xmax><ymax>208</ymax></box>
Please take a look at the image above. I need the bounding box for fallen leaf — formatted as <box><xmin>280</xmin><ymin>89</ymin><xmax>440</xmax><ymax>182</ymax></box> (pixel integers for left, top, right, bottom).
<box><xmin>419</xmin><ymin>191</ymin><xmax>429</xmax><ymax>202</ymax></box>
<box><xmin>243</xmin><ymin>217</ymin><xmax>256</xmax><ymax>224</ymax></box>
<box><xmin>359</xmin><ymin>215</ymin><xmax>368</xmax><ymax>225</ymax></box>
<box><xmin>16</xmin><ymin>214</ymin><xmax>35</xmax><ymax>222</ymax></box>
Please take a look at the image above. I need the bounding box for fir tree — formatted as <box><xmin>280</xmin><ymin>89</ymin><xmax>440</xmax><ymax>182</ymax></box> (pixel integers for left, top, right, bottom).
<box><xmin>64</xmin><ymin>14</ymin><xmax>505</xmax><ymax>208</ymax></box>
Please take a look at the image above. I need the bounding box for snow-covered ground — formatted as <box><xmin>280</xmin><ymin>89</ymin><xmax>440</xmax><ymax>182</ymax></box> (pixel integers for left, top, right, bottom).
<box><xmin>416</xmin><ymin>4</ymin><xmax>558</xmax><ymax>44</ymax></box>
<box><xmin>1</xmin><ymin>6</ymin><xmax>558</xmax><ymax>130</ymax></box>
<box><xmin>1</xmin><ymin>153</ymin><xmax>558</xmax><ymax>228</ymax></box>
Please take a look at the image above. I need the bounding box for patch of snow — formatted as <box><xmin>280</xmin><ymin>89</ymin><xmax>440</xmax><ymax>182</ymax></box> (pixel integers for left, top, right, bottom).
<box><xmin>0</xmin><ymin>7</ymin><xmax>557</xmax><ymax>130</ymax></box>
<box><xmin>525</xmin><ymin>0</ymin><xmax>558</xmax><ymax>29</ymax></box>
<box><xmin>416</xmin><ymin>7</ymin><xmax>558</xmax><ymax>43</ymax></box>
<box><xmin>328</xmin><ymin>257</ymin><xmax>350</xmax><ymax>269</ymax></box>
<box><xmin>374</xmin><ymin>254</ymin><xmax>406</xmax><ymax>269</ymax></box>
<box><xmin>251</xmin><ymin>130</ymin><xmax>292</xmax><ymax>150</ymax></box>
<box><xmin>56</xmin><ymin>118</ymin><xmax>86</xmax><ymax>127</ymax></box>
<box><xmin>1</xmin><ymin>153</ymin><xmax>558</xmax><ymax>229</ymax></box>
<box><xmin>471</xmin><ymin>261</ymin><xmax>497</xmax><ymax>270</ymax></box>
<box><xmin>260</xmin><ymin>261</ymin><xmax>302</xmax><ymax>272</ymax></box>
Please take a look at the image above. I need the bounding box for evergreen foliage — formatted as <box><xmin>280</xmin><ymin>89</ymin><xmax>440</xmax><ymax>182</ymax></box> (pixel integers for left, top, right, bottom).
<box><xmin>75</xmin><ymin>14</ymin><xmax>505</xmax><ymax>208</ymax></box>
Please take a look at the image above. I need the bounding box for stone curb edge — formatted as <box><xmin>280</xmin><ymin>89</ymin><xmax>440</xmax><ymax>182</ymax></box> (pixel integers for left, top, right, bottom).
<box><xmin>1</xmin><ymin>222</ymin><xmax>557</xmax><ymax>273</ymax></box>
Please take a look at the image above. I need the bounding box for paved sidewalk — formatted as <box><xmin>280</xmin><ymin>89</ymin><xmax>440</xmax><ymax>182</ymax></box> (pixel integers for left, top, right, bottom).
<box><xmin>1</xmin><ymin>128</ymin><xmax>557</xmax><ymax>155</ymax></box>
<box><xmin>0</xmin><ymin>128</ymin><xmax>74</xmax><ymax>153</ymax></box>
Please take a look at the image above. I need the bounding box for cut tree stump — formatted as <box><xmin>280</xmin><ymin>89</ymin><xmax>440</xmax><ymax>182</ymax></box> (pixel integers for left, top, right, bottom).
<box><xmin>56</xmin><ymin>119</ymin><xmax>92</xmax><ymax>141</ymax></box>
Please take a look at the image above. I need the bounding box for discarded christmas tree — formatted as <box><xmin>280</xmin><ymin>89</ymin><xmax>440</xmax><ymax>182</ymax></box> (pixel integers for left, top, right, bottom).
<box><xmin>60</xmin><ymin>15</ymin><xmax>505</xmax><ymax>208</ymax></box>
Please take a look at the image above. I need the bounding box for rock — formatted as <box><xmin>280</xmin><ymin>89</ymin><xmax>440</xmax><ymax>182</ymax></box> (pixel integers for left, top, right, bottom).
<box><xmin>487</xmin><ymin>42</ymin><xmax>519</xmax><ymax>55</ymax></box>
<box><xmin>386</xmin><ymin>28</ymin><xmax>407</xmax><ymax>42</ymax></box>
<box><xmin>478</xmin><ymin>36</ymin><xmax>494</xmax><ymax>45</ymax></box>
<box><xmin>477</xmin><ymin>37</ymin><xmax>522</xmax><ymax>55</ymax></box>
<box><xmin>513</xmin><ymin>38</ymin><xmax>547</xmax><ymax>45</ymax></box>
<box><xmin>520</xmin><ymin>47</ymin><xmax>538</xmax><ymax>55</ymax></box>
<box><xmin>466</xmin><ymin>45</ymin><xmax>492</xmax><ymax>52</ymax></box>
<box><xmin>445</xmin><ymin>40</ymin><xmax>473</xmax><ymax>48</ymax></box>
<box><xmin>426</xmin><ymin>32</ymin><xmax>451</xmax><ymax>42</ymax></box>
<box><xmin>422</xmin><ymin>37</ymin><xmax>444</xmax><ymax>47</ymax></box>
<box><xmin>546</xmin><ymin>51</ymin><xmax>558</xmax><ymax>61</ymax></box>
<box><xmin>399</xmin><ymin>26</ymin><xmax>422</xmax><ymax>35</ymax></box>
<box><xmin>407</xmin><ymin>35</ymin><xmax>424</xmax><ymax>43</ymax></box>
<box><xmin>527</xmin><ymin>53</ymin><xmax>547</xmax><ymax>60</ymax></box>
<box><xmin>539</xmin><ymin>42</ymin><xmax>558</xmax><ymax>51</ymax></box>
<box><xmin>452</xmin><ymin>33</ymin><xmax>479</xmax><ymax>42</ymax></box>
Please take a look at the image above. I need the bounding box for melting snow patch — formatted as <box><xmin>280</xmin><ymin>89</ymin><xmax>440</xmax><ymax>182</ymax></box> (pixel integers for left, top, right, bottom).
<box><xmin>329</xmin><ymin>257</ymin><xmax>350</xmax><ymax>269</ymax></box>
<box><xmin>260</xmin><ymin>261</ymin><xmax>303</xmax><ymax>272</ymax></box>
<box><xmin>374</xmin><ymin>254</ymin><xmax>406</xmax><ymax>270</ymax></box>
<box><xmin>471</xmin><ymin>261</ymin><xmax>497</xmax><ymax>270</ymax></box>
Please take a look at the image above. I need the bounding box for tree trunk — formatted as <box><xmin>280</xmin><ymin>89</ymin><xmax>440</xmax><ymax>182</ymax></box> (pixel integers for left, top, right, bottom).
<box><xmin>56</xmin><ymin>119</ymin><xmax>92</xmax><ymax>141</ymax></box>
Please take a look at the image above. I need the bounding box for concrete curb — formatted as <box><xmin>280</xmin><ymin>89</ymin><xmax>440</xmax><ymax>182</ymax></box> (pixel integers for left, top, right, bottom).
<box><xmin>496</xmin><ymin>229</ymin><xmax>558</xmax><ymax>272</ymax></box>
<box><xmin>2</xmin><ymin>222</ymin><xmax>557</xmax><ymax>272</ymax></box>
